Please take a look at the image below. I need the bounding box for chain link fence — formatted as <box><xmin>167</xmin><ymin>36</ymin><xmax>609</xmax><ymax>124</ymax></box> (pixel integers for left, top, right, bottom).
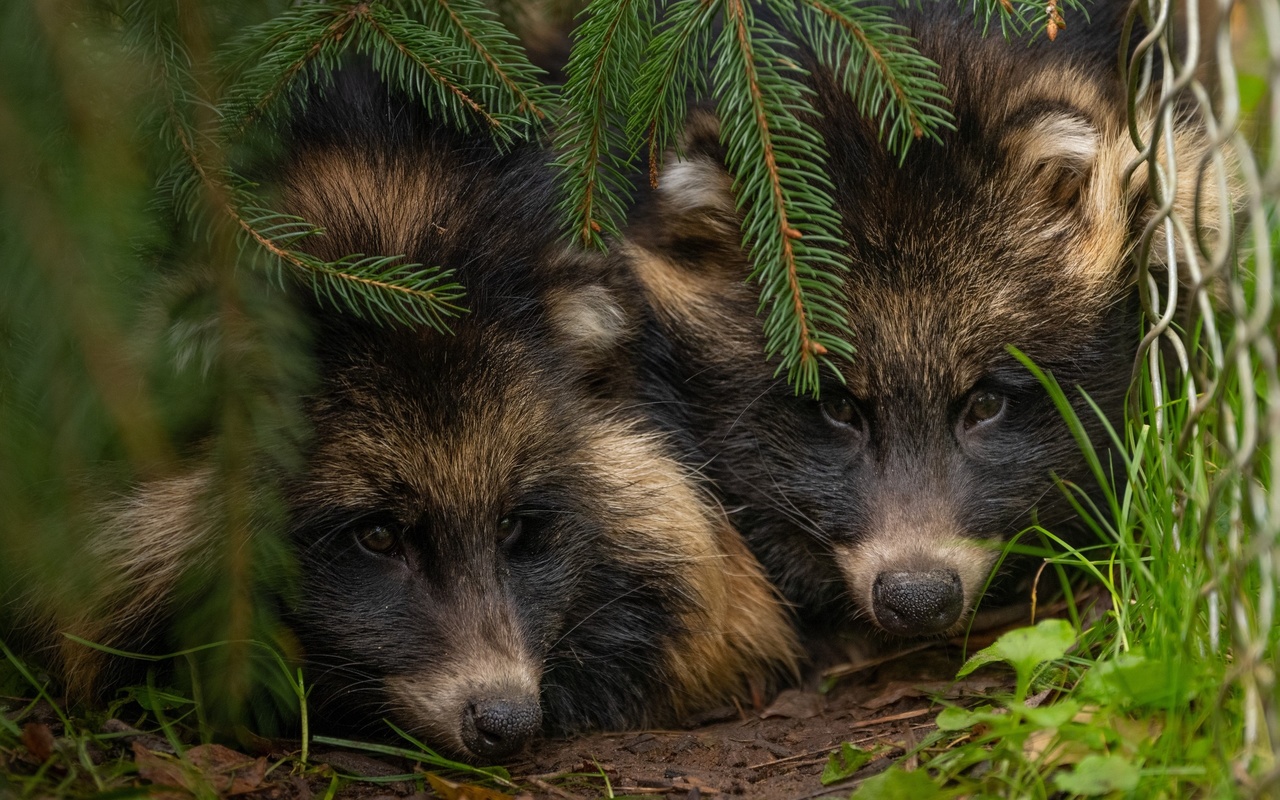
<box><xmin>1130</xmin><ymin>0</ymin><xmax>1278</xmax><ymax>772</ymax></box>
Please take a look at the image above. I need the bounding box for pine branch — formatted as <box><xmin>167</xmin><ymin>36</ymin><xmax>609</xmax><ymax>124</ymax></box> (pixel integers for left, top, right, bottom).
<box><xmin>629</xmin><ymin>0</ymin><xmax>714</xmax><ymax>188</ymax></box>
<box><xmin>139</xmin><ymin>7</ymin><xmax>468</xmax><ymax>333</ymax></box>
<box><xmin>356</xmin><ymin>3</ymin><xmax>512</xmax><ymax>133</ymax></box>
<box><xmin>713</xmin><ymin>0</ymin><xmax>853</xmax><ymax>395</ymax></box>
<box><xmin>236</xmin><ymin>208</ymin><xmax>467</xmax><ymax>333</ymax></box>
<box><xmin>401</xmin><ymin>0</ymin><xmax>554</xmax><ymax>123</ymax></box>
<box><xmin>220</xmin><ymin>4</ymin><xmax>360</xmax><ymax>132</ymax></box>
<box><xmin>965</xmin><ymin>0</ymin><xmax>1089</xmax><ymax>39</ymax></box>
<box><xmin>792</xmin><ymin>0</ymin><xmax>954</xmax><ymax>159</ymax></box>
<box><xmin>554</xmin><ymin>0</ymin><xmax>652</xmax><ymax>248</ymax></box>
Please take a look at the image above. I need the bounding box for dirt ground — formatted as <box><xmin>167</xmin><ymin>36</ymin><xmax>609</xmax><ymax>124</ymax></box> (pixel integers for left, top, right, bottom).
<box><xmin>5</xmin><ymin>609</ymin><xmax>1059</xmax><ymax>800</ymax></box>
<box><xmin>506</xmin><ymin>642</ymin><xmax>1003</xmax><ymax>800</ymax></box>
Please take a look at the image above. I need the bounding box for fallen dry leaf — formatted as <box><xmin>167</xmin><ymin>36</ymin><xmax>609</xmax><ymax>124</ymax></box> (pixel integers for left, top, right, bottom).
<box><xmin>185</xmin><ymin>744</ymin><xmax>267</xmax><ymax>795</ymax></box>
<box><xmin>760</xmin><ymin>689</ymin><xmax>824</xmax><ymax>719</ymax></box>
<box><xmin>861</xmin><ymin>680</ymin><xmax>951</xmax><ymax>711</ymax></box>
<box><xmin>132</xmin><ymin>742</ymin><xmax>193</xmax><ymax>800</ymax></box>
<box><xmin>132</xmin><ymin>741</ymin><xmax>266</xmax><ymax>797</ymax></box>
<box><xmin>21</xmin><ymin>722</ymin><xmax>55</xmax><ymax>762</ymax></box>
<box><xmin>425</xmin><ymin>773</ymin><xmax>514</xmax><ymax>800</ymax></box>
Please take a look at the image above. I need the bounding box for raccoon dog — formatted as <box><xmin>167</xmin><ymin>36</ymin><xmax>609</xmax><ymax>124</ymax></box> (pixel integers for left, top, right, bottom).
<box><xmin>34</xmin><ymin>70</ymin><xmax>798</xmax><ymax>760</ymax></box>
<box><xmin>627</xmin><ymin>6</ymin><xmax>1218</xmax><ymax>639</ymax></box>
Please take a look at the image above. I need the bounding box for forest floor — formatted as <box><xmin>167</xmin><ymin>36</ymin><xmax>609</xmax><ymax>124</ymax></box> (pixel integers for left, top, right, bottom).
<box><xmin>2</xmin><ymin>605</ymin><xmax>1054</xmax><ymax>800</ymax></box>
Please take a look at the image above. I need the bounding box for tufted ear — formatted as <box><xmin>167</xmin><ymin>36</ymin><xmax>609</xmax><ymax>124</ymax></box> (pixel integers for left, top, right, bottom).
<box><xmin>538</xmin><ymin>244</ymin><xmax>642</xmax><ymax>379</ymax></box>
<box><xmin>623</xmin><ymin>109</ymin><xmax>760</xmax><ymax>338</ymax></box>
<box><xmin>649</xmin><ymin>109</ymin><xmax>739</xmax><ymax>234</ymax></box>
<box><xmin>546</xmin><ymin>280</ymin><xmax>632</xmax><ymax>362</ymax></box>
<box><xmin>1002</xmin><ymin>109</ymin><xmax>1101</xmax><ymax>212</ymax></box>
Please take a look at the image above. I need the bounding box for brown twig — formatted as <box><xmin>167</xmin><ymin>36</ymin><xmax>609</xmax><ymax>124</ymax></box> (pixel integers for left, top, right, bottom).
<box><xmin>802</xmin><ymin>0</ymin><xmax>925</xmax><ymax>138</ymax></box>
<box><xmin>724</xmin><ymin>0</ymin><xmax>824</xmax><ymax>362</ymax></box>
<box><xmin>523</xmin><ymin>776</ymin><xmax>589</xmax><ymax>800</ymax></box>
<box><xmin>361</xmin><ymin>6</ymin><xmax>501</xmax><ymax>128</ymax></box>
<box><xmin>437</xmin><ymin>0</ymin><xmax>545</xmax><ymax>118</ymax></box>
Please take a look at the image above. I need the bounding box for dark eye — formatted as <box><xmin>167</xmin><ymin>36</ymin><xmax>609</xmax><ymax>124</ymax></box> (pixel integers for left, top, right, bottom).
<box><xmin>963</xmin><ymin>390</ymin><xmax>1007</xmax><ymax>429</ymax></box>
<box><xmin>497</xmin><ymin>515</ymin><xmax>524</xmax><ymax>549</ymax></box>
<box><xmin>820</xmin><ymin>395</ymin><xmax>860</xmax><ymax>428</ymax></box>
<box><xmin>356</xmin><ymin>525</ymin><xmax>400</xmax><ymax>556</ymax></box>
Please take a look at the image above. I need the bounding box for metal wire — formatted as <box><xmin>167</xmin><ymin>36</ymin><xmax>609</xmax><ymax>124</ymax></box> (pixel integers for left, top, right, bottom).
<box><xmin>1127</xmin><ymin>0</ymin><xmax>1279</xmax><ymax>773</ymax></box>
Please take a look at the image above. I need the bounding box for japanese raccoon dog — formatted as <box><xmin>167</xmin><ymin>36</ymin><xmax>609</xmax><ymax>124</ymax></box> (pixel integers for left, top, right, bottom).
<box><xmin>626</xmin><ymin>6</ymin><xmax>1220</xmax><ymax>639</ymax></box>
<box><xmin>41</xmin><ymin>70</ymin><xmax>798</xmax><ymax>760</ymax></box>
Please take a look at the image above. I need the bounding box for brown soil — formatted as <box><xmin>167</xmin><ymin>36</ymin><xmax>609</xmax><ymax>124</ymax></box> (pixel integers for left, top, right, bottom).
<box><xmin>505</xmin><ymin>641</ymin><xmax>1011</xmax><ymax>800</ymax></box>
<box><xmin>7</xmin><ymin>610</ymin><xmax>1065</xmax><ymax>800</ymax></box>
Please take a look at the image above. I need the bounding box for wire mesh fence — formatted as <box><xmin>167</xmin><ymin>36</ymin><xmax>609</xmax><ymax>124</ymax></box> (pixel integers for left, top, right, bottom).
<box><xmin>1131</xmin><ymin>0</ymin><xmax>1278</xmax><ymax>770</ymax></box>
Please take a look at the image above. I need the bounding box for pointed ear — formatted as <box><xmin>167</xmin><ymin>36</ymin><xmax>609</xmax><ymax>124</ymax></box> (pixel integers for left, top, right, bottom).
<box><xmin>541</xmin><ymin>248</ymin><xmax>639</xmax><ymax>375</ymax></box>
<box><xmin>648</xmin><ymin>109</ymin><xmax>739</xmax><ymax>234</ymax></box>
<box><xmin>1002</xmin><ymin>109</ymin><xmax>1101</xmax><ymax>212</ymax></box>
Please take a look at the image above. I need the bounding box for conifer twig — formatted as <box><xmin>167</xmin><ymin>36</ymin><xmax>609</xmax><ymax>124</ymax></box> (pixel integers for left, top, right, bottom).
<box><xmin>230</xmin><ymin>3</ymin><xmax>358</xmax><ymax>130</ymax></box>
<box><xmin>555</xmin><ymin>0</ymin><xmax>650</xmax><ymax>247</ymax></box>
<box><xmin>359</xmin><ymin>5</ymin><xmax>499</xmax><ymax>127</ymax></box>
<box><xmin>725</xmin><ymin>0</ymin><xmax>823</xmax><ymax>364</ymax></box>
<box><xmin>806</xmin><ymin>0</ymin><xmax>920</xmax><ymax>137</ymax></box>
<box><xmin>435</xmin><ymin>0</ymin><xmax>546</xmax><ymax>117</ymax></box>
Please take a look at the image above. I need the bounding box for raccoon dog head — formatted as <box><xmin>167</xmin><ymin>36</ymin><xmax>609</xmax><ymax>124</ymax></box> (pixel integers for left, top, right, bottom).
<box><xmin>270</xmin><ymin>70</ymin><xmax>796</xmax><ymax>758</ymax></box>
<box><xmin>629</xmin><ymin>7</ymin><xmax>1223</xmax><ymax>638</ymax></box>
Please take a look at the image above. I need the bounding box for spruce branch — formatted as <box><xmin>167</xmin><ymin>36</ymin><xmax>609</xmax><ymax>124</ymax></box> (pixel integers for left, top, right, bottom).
<box><xmin>400</xmin><ymin>0</ymin><xmax>554</xmax><ymax>123</ymax></box>
<box><xmin>223</xmin><ymin>2</ymin><xmax>533</xmax><ymax>142</ymax></box>
<box><xmin>356</xmin><ymin>3</ymin><xmax>512</xmax><ymax>133</ymax></box>
<box><xmin>220</xmin><ymin>4</ymin><xmax>359</xmax><ymax>132</ymax></box>
<box><xmin>793</xmin><ymin>0</ymin><xmax>954</xmax><ymax>158</ymax></box>
<box><xmin>629</xmin><ymin>0</ymin><xmax>714</xmax><ymax>188</ymax></box>
<box><xmin>965</xmin><ymin>0</ymin><xmax>1088</xmax><ymax>39</ymax></box>
<box><xmin>713</xmin><ymin>0</ymin><xmax>853</xmax><ymax>394</ymax></box>
<box><xmin>139</xmin><ymin>5</ymin><xmax>467</xmax><ymax>332</ymax></box>
<box><xmin>236</xmin><ymin>209</ymin><xmax>466</xmax><ymax>333</ymax></box>
<box><xmin>554</xmin><ymin>0</ymin><xmax>652</xmax><ymax>248</ymax></box>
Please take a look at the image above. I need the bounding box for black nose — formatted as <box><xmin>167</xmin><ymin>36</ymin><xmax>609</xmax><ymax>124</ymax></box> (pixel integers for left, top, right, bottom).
<box><xmin>460</xmin><ymin>695</ymin><xmax>542</xmax><ymax>760</ymax></box>
<box><xmin>872</xmin><ymin>570</ymin><xmax>964</xmax><ymax>636</ymax></box>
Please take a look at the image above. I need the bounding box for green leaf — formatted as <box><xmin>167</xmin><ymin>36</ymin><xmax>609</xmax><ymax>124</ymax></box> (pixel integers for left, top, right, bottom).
<box><xmin>1079</xmin><ymin>653</ymin><xmax>1189</xmax><ymax>709</ymax></box>
<box><xmin>957</xmin><ymin>619</ymin><xmax>1075</xmax><ymax>700</ymax></box>
<box><xmin>1052</xmin><ymin>754</ymin><xmax>1140</xmax><ymax>795</ymax></box>
<box><xmin>850</xmin><ymin>767</ymin><xmax>949</xmax><ymax>799</ymax></box>
<box><xmin>821</xmin><ymin>742</ymin><xmax>877</xmax><ymax>785</ymax></box>
<box><xmin>933</xmin><ymin>704</ymin><xmax>999</xmax><ymax>731</ymax></box>
<box><xmin>1020</xmin><ymin>699</ymin><xmax>1081</xmax><ymax>729</ymax></box>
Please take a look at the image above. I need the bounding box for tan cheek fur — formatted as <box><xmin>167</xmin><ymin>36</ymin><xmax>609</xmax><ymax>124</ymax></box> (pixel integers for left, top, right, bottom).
<box><xmin>583</xmin><ymin>422</ymin><xmax>800</xmax><ymax>718</ymax></box>
<box><xmin>836</xmin><ymin>536</ymin><xmax>1000</xmax><ymax>636</ymax></box>
<box><xmin>385</xmin><ymin>646</ymin><xmax>541</xmax><ymax>755</ymax></box>
<box><xmin>623</xmin><ymin>243</ymin><xmax>756</xmax><ymax>344</ymax></box>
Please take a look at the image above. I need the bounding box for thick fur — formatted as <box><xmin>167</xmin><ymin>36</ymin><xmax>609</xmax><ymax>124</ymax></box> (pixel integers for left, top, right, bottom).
<box><xmin>27</xmin><ymin>71</ymin><xmax>798</xmax><ymax>757</ymax></box>
<box><xmin>627</xmin><ymin>5</ymin><xmax>1225</xmax><ymax>638</ymax></box>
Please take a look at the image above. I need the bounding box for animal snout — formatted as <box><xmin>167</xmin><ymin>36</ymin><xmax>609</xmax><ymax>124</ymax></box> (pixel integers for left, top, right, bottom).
<box><xmin>461</xmin><ymin>694</ymin><xmax>542</xmax><ymax>760</ymax></box>
<box><xmin>871</xmin><ymin>569</ymin><xmax>963</xmax><ymax>636</ymax></box>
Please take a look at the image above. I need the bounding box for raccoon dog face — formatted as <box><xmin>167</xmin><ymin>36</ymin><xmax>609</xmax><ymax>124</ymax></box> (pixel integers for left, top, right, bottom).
<box><xmin>629</xmin><ymin>8</ymin><xmax>1217</xmax><ymax>638</ymax></box>
<box><xmin>271</xmin><ymin>73</ymin><xmax>796</xmax><ymax>758</ymax></box>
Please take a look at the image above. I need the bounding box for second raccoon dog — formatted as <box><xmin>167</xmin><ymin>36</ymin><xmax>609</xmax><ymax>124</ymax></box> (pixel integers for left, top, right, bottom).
<box><xmin>49</xmin><ymin>72</ymin><xmax>798</xmax><ymax>761</ymax></box>
<box><xmin>627</xmin><ymin>7</ymin><xmax>1218</xmax><ymax>638</ymax></box>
